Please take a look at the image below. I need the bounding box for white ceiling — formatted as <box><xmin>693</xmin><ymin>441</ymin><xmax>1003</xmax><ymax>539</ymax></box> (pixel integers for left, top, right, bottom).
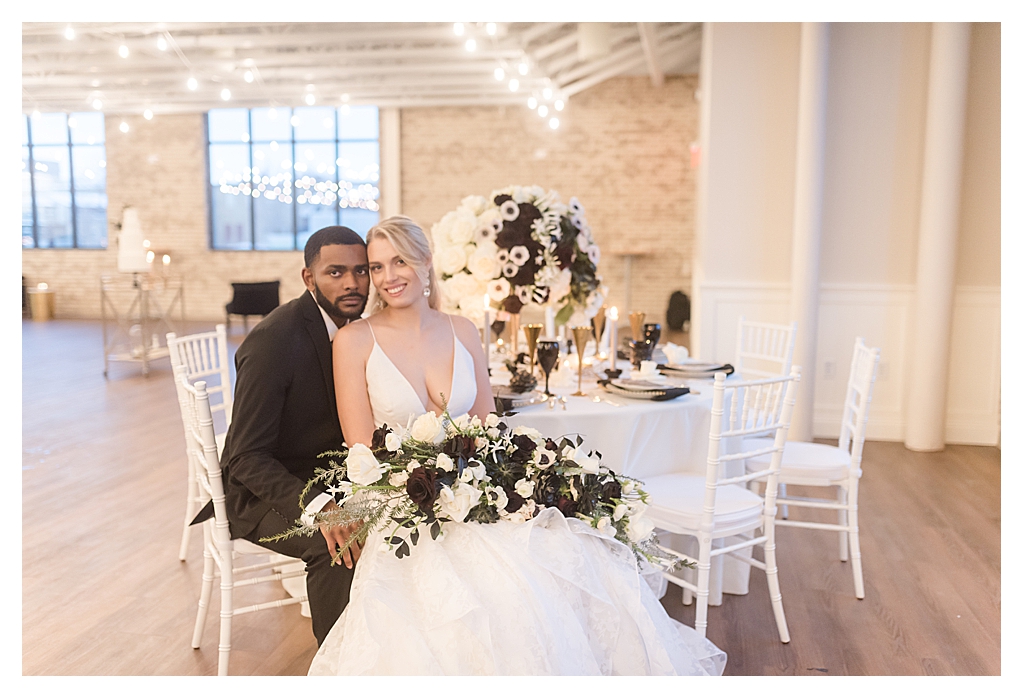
<box><xmin>22</xmin><ymin>22</ymin><xmax>702</xmax><ymax>115</ymax></box>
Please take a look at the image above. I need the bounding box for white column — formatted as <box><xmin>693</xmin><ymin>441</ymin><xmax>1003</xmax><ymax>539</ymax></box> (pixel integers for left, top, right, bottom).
<box><xmin>379</xmin><ymin>107</ymin><xmax>402</xmax><ymax>219</ymax></box>
<box><xmin>788</xmin><ymin>22</ymin><xmax>830</xmax><ymax>442</ymax></box>
<box><xmin>905</xmin><ymin>23</ymin><xmax>972</xmax><ymax>452</ymax></box>
<box><xmin>690</xmin><ymin>22</ymin><xmax>713</xmax><ymax>361</ymax></box>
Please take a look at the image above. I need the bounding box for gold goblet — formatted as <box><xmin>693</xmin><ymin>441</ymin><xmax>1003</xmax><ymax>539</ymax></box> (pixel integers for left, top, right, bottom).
<box><xmin>592</xmin><ymin>306</ymin><xmax>606</xmax><ymax>357</ymax></box>
<box><xmin>523</xmin><ymin>324</ymin><xmax>543</xmax><ymax>375</ymax></box>
<box><xmin>629</xmin><ymin>311</ymin><xmax>646</xmax><ymax>341</ymax></box>
<box><xmin>571</xmin><ymin>325</ymin><xmax>591</xmax><ymax>397</ymax></box>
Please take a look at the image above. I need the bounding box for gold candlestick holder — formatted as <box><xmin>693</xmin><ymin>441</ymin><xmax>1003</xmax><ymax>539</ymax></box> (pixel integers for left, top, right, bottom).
<box><xmin>592</xmin><ymin>306</ymin><xmax>606</xmax><ymax>357</ymax></box>
<box><xmin>523</xmin><ymin>324</ymin><xmax>543</xmax><ymax>375</ymax></box>
<box><xmin>571</xmin><ymin>325</ymin><xmax>590</xmax><ymax>397</ymax></box>
<box><xmin>508</xmin><ymin>312</ymin><xmax>520</xmax><ymax>355</ymax></box>
<box><xmin>628</xmin><ymin>311</ymin><xmax>646</xmax><ymax>340</ymax></box>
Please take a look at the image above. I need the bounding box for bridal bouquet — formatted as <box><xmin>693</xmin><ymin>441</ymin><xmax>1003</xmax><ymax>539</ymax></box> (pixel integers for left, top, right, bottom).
<box><xmin>274</xmin><ymin>411</ymin><xmax>682</xmax><ymax>569</ymax></box>
<box><xmin>431</xmin><ymin>186</ymin><xmax>605</xmax><ymax>327</ymax></box>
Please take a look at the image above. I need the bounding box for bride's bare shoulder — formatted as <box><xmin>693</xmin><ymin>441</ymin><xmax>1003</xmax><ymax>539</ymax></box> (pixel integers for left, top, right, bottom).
<box><xmin>444</xmin><ymin>312</ymin><xmax>482</xmax><ymax>348</ymax></box>
<box><xmin>334</xmin><ymin>317</ymin><xmax>374</xmax><ymax>356</ymax></box>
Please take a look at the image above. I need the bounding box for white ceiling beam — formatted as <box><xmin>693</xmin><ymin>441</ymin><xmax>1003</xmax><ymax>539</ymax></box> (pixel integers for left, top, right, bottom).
<box><xmin>637</xmin><ymin>23</ymin><xmax>664</xmax><ymax>88</ymax></box>
<box><xmin>560</xmin><ymin>33</ymin><xmax>698</xmax><ymax>97</ymax></box>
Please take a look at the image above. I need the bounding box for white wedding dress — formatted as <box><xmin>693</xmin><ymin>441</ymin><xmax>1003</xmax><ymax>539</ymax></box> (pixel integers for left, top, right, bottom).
<box><xmin>308</xmin><ymin>316</ymin><xmax>726</xmax><ymax>675</ymax></box>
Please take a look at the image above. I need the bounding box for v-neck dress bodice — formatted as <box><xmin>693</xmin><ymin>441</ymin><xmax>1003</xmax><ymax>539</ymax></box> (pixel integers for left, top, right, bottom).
<box><xmin>364</xmin><ymin>315</ymin><xmax>477</xmax><ymax>430</ymax></box>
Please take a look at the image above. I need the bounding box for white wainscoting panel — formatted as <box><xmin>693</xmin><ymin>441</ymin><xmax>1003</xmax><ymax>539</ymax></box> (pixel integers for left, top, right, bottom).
<box><xmin>694</xmin><ymin>281</ymin><xmax>1000</xmax><ymax>445</ymax></box>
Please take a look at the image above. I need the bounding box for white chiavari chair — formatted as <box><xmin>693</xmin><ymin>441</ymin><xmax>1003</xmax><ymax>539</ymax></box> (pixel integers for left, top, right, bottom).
<box><xmin>180</xmin><ymin>373</ymin><xmax>308</xmax><ymax>676</ymax></box>
<box><xmin>642</xmin><ymin>368</ymin><xmax>801</xmax><ymax>643</ymax></box>
<box><xmin>168</xmin><ymin>325</ymin><xmax>232</xmax><ymax>561</ymax></box>
<box><xmin>734</xmin><ymin>316</ymin><xmax>797</xmax><ymax>380</ymax></box>
<box><xmin>745</xmin><ymin>337</ymin><xmax>880</xmax><ymax>599</ymax></box>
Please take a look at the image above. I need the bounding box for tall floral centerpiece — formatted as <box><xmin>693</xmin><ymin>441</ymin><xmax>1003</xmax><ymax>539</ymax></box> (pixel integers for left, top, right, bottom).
<box><xmin>431</xmin><ymin>186</ymin><xmax>605</xmax><ymax>329</ymax></box>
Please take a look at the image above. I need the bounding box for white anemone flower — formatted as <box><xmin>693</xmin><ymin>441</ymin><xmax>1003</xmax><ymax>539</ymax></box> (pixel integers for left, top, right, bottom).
<box><xmin>500</xmin><ymin>200</ymin><xmax>520</xmax><ymax>221</ymax></box>
<box><xmin>509</xmin><ymin>245</ymin><xmax>530</xmax><ymax>266</ymax></box>
<box><xmin>502</xmin><ymin>262</ymin><xmax>520</xmax><ymax>279</ymax></box>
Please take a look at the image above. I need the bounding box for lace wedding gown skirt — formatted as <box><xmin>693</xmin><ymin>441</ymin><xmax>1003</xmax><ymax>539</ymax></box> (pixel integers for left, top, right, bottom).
<box><xmin>308</xmin><ymin>507</ymin><xmax>726</xmax><ymax>676</ymax></box>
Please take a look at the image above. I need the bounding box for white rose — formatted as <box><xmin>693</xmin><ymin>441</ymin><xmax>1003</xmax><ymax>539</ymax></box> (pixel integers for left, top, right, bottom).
<box><xmin>488</xmin><ymin>485</ymin><xmax>509</xmax><ymax>511</ymax></box>
<box><xmin>475</xmin><ymin>436</ymin><xmax>489</xmax><ymax>451</ymax></box>
<box><xmin>514</xmin><ymin>478</ymin><xmax>535</xmax><ymax>498</ymax></box>
<box><xmin>626</xmin><ymin>515</ymin><xmax>655</xmax><ymax>543</ymax></box>
<box><xmin>549</xmin><ymin>268</ymin><xmax>572</xmax><ymax>305</ymax></box>
<box><xmin>622</xmin><ymin>480</ymin><xmax>635</xmax><ymax>495</ymax></box>
<box><xmin>436</xmin><ymin>452</ymin><xmax>455</xmax><ymax>472</ymax></box>
<box><xmin>384</xmin><ymin>432</ymin><xmax>402</xmax><ymax>452</ymax></box>
<box><xmin>437</xmin><ymin>482</ymin><xmax>483</xmax><ymax>523</ymax></box>
<box><xmin>467</xmin><ymin>242</ymin><xmax>500</xmax><ymax>280</ymax></box>
<box><xmin>388</xmin><ymin>470</ymin><xmax>409</xmax><ymax>487</ymax></box>
<box><xmin>587</xmin><ymin>246</ymin><xmax>600</xmax><ymax>266</ymax></box>
<box><xmin>485</xmin><ymin>413</ymin><xmax>501</xmax><ymax>428</ymax></box>
<box><xmin>512</xmin><ymin>425</ymin><xmax>543</xmax><ymax>440</ymax></box>
<box><xmin>486</xmin><ymin>278</ymin><xmax>511</xmax><ymax>303</ymax></box>
<box><xmin>406</xmin><ymin>459</ymin><xmax>422</xmax><ymax>473</ymax></box>
<box><xmin>627</xmin><ymin>499</ymin><xmax>648</xmax><ymax>518</ymax></box>
<box><xmin>344</xmin><ymin>443</ymin><xmax>384</xmax><ymax>485</ymax></box>
<box><xmin>461</xmin><ymin>195</ymin><xmax>487</xmax><ymax>216</ymax></box>
<box><xmin>437</xmin><ymin>244</ymin><xmax>469</xmax><ymax>275</ymax></box>
<box><xmin>613</xmin><ymin>503</ymin><xmax>629</xmax><ymax>522</ymax></box>
<box><xmin>445</xmin><ymin>272</ymin><xmax>480</xmax><ymax>304</ymax></box>
<box><xmin>571</xmin><ymin>448</ymin><xmax>601</xmax><ymax>475</ymax></box>
<box><xmin>596</xmin><ymin>516</ymin><xmax>615</xmax><ymax>536</ymax></box>
<box><xmin>449</xmin><ymin>209</ymin><xmax>477</xmax><ymax>244</ymax></box>
<box><xmin>458</xmin><ymin>294</ymin><xmax>486</xmax><ymax>324</ymax></box>
<box><xmin>410</xmin><ymin>412</ymin><xmax>445</xmax><ymax>444</ymax></box>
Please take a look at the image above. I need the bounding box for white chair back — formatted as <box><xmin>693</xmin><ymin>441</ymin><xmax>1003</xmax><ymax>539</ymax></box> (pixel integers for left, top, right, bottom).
<box><xmin>167</xmin><ymin>324</ymin><xmax>233</xmax><ymax>428</ymax></box>
<box><xmin>837</xmin><ymin>337</ymin><xmax>882</xmax><ymax>467</ymax></box>
<box><xmin>735</xmin><ymin>316</ymin><xmax>797</xmax><ymax>380</ymax></box>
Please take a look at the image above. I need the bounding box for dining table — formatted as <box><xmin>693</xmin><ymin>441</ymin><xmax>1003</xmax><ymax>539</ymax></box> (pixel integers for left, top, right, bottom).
<box><xmin>495</xmin><ymin>357</ymin><xmax>755</xmax><ymax>606</ymax></box>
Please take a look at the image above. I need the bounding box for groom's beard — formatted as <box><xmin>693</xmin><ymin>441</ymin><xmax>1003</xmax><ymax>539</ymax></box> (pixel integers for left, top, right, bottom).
<box><xmin>313</xmin><ymin>283</ymin><xmax>368</xmax><ymax>326</ymax></box>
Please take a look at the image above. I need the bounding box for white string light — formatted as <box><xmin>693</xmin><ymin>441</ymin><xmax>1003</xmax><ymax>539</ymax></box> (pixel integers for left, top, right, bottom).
<box><xmin>156</xmin><ymin>35</ymin><xmax>167</xmax><ymax>51</ymax></box>
<box><xmin>118</xmin><ymin>44</ymin><xmax>129</xmax><ymax>58</ymax></box>
<box><xmin>119</xmin><ymin>121</ymin><xmax>129</xmax><ymax>133</ymax></box>
<box><xmin>518</xmin><ymin>62</ymin><xmax>529</xmax><ymax>75</ymax></box>
<box><xmin>143</xmin><ymin>109</ymin><xmax>153</xmax><ymax>120</ymax></box>
<box><xmin>555</xmin><ymin>99</ymin><xmax>565</xmax><ymax>111</ymax></box>
<box><xmin>64</xmin><ymin>26</ymin><xmax>75</xmax><ymax>40</ymax></box>
<box><xmin>486</xmin><ymin>23</ymin><xmax>497</xmax><ymax>35</ymax></box>
<box><xmin>538</xmin><ymin>105</ymin><xmax>548</xmax><ymax>118</ymax></box>
<box><xmin>220</xmin><ymin>88</ymin><xmax>231</xmax><ymax>101</ymax></box>
<box><xmin>453</xmin><ymin>23</ymin><xmax>465</xmax><ymax>36</ymax></box>
<box><xmin>542</xmin><ymin>87</ymin><xmax>553</xmax><ymax>100</ymax></box>
<box><xmin>549</xmin><ymin>118</ymin><xmax>560</xmax><ymax>130</ymax></box>
<box><xmin>305</xmin><ymin>93</ymin><xmax>316</xmax><ymax>105</ymax></box>
<box><xmin>494</xmin><ymin>67</ymin><xmax>505</xmax><ymax>81</ymax></box>
<box><xmin>92</xmin><ymin>99</ymin><xmax>103</xmax><ymax>110</ymax></box>
<box><xmin>527</xmin><ymin>97</ymin><xmax>537</xmax><ymax>109</ymax></box>
<box><xmin>465</xmin><ymin>39</ymin><xmax>477</xmax><ymax>52</ymax></box>
<box><xmin>244</xmin><ymin>70</ymin><xmax>254</xmax><ymax>83</ymax></box>
<box><xmin>508</xmin><ymin>78</ymin><xmax>519</xmax><ymax>92</ymax></box>
<box><xmin>187</xmin><ymin>77</ymin><xmax>198</xmax><ymax>91</ymax></box>
<box><xmin>341</xmin><ymin>104</ymin><xmax>351</xmax><ymax>115</ymax></box>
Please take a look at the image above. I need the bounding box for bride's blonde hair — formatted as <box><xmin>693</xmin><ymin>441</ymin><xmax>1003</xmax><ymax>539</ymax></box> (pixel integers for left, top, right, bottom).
<box><xmin>365</xmin><ymin>215</ymin><xmax>440</xmax><ymax>313</ymax></box>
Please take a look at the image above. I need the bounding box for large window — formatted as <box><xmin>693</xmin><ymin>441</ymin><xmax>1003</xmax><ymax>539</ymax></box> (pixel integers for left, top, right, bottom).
<box><xmin>22</xmin><ymin>112</ymin><xmax>108</xmax><ymax>249</ymax></box>
<box><xmin>207</xmin><ymin>106</ymin><xmax>381</xmax><ymax>250</ymax></box>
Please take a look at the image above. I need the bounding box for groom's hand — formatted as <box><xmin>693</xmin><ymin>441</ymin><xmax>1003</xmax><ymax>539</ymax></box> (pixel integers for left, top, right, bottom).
<box><xmin>319</xmin><ymin>500</ymin><xmax>363</xmax><ymax>570</ymax></box>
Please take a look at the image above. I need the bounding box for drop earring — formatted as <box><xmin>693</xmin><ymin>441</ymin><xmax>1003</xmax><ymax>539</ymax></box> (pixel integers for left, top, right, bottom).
<box><xmin>423</xmin><ymin>287</ymin><xmax>431</xmax><ymax>297</ymax></box>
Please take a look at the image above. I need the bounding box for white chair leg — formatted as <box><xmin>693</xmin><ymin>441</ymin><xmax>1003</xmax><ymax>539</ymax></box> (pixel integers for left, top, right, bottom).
<box><xmin>179</xmin><ymin>459</ymin><xmax>198</xmax><ymax>561</ymax></box>
<box><xmin>838</xmin><ymin>485</ymin><xmax>849</xmax><ymax>562</ymax></box>
<box><xmin>848</xmin><ymin>486</ymin><xmax>865</xmax><ymax>599</ymax></box>
<box><xmin>218</xmin><ymin>574</ymin><xmax>233</xmax><ymax>676</ymax></box>
<box><xmin>682</xmin><ymin>586</ymin><xmax>693</xmax><ymax>605</ymax></box>
<box><xmin>694</xmin><ymin>534</ymin><xmax>712</xmax><ymax>638</ymax></box>
<box><xmin>779</xmin><ymin>482</ymin><xmax>789</xmax><ymax>519</ymax></box>
<box><xmin>191</xmin><ymin>543</ymin><xmax>215</xmax><ymax>649</ymax></box>
<box><xmin>763</xmin><ymin>521</ymin><xmax>790</xmax><ymax>643</ymax></box>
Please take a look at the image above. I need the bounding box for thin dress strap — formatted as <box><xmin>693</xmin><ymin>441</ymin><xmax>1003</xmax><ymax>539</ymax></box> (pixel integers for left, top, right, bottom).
<box><xmin>365</xmin><ymin>319</ymin><xmax>378</xmax><ymax>344</ymax></box>
<box><xmin>447</xmin><ymin>314</ymin><xmax>456</xmax><ymax>339</ymax></box>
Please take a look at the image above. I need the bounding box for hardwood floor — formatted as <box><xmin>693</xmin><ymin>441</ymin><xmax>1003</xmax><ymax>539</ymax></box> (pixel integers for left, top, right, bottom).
<box><xmin>21</xmin><ymin>320</ymin><xmax>1001</xmax><ymax>675</ymax></box>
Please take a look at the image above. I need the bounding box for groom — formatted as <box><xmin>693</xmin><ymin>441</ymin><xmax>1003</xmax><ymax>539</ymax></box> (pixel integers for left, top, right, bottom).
<box><xmin>217</xmin><ymin>225</ymin><xmax>370</xmax><ymax>646</ymax></box>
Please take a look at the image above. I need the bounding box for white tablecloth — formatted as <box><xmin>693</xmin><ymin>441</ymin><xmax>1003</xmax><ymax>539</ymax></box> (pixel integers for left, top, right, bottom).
<box><xmin>502</xmin><ymin>372</ymin><xmax>753</xmax><ymax>605</ymax></box>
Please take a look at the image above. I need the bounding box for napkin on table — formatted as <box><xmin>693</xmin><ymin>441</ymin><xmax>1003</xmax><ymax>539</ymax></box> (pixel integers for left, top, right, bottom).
<box><xmin>663</xmin><ymin>342</ymin><xmax>690</xmax><ymax>365</ymax></box>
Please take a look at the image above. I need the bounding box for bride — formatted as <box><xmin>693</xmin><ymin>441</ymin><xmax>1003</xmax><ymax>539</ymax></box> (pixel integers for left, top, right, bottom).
<box><xmin>309</xmin><ymin>215</ymin><xmax>726</xmax><ymax>675</ymax></box>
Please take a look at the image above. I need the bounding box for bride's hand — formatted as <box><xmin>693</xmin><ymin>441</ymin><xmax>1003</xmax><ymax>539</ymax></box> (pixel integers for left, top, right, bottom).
<box><xmin>319</xmin><ymin>500</ymin><xmax>363</xmax><ymax>569</ymax></box>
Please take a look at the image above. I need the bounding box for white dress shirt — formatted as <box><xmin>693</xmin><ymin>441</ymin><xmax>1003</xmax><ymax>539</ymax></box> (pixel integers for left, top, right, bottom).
<box><xmin>302</xmin><ymin>291</ymin><xmax>340</xmax><ymax>525</ymax></box>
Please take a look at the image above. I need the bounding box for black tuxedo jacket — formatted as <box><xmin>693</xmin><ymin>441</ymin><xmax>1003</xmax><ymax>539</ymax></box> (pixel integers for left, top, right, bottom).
<box><xmin>218</xmin><ymin>290</ymin><xmax>343</xmax><ymax>539</ymax></box>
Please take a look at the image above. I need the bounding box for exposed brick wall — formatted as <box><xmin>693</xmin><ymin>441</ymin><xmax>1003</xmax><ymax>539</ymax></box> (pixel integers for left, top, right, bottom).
<box><xmin>22</xmin><ymin>75</ymin><xmax>698</xmax><ymax>325</ymax></box>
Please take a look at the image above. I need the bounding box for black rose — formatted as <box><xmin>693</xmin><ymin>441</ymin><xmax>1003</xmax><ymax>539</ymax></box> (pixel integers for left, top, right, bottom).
<box><xmin>406</xmin><ymin>467</ymin><xmax>439</xmax><ymax>513</ymax></box>
<box><xmin>502</xmin><ymin>295</ymin><xmax>524</xmax><ymax>314</ymax></box>
<box><xmin>555</xmin><ymin>495</ymin><xmax>577</xmax><ymax>517</ymax></box>
<box><xmin>443</xmin><ymin>434</ymin><xmax>477</xmax><ymax>460</ymax></box>
<box><xmin>601</xmin><ymin>479</ymin><xmax>622</xmax><ymax>501</ymax></box>
<box><xmin>505</xmin><ymin>489</ymin><xmax>526</xmax><ymax>513</ymax></box>
<box><xmin>517</xmin><ymin>202</ymin><xmax>542</xmax><ymax>223</ymax></box>
<box><xmin>494</xmin><ymin>194</ymin><xmax>513</xmax><ymax>206</ymax></box>
<box><xmin>371</xmin><ymin>425</ymin><xmax>390</xmax><ymax>452</ymax></box>
<box><xmin>510</xmin><ymin>434</ymin><xmax>537</xmax><ymax>464</ymax></box>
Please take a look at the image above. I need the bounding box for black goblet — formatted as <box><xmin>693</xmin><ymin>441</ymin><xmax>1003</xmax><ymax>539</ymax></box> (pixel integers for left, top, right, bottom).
<box><xmin>536</xmin><ymin>340</ymin><xmax>560</xmax><ymax>397</ymax></box>
<box><xmin>630</xmin><ymin>338</ymin><xmax>654</xmax><ymax>368</ymax></box>
<box><xmin>643</xmin><ymin>323</ymin><xmax>662</xmax><ymax>353</ymax></box>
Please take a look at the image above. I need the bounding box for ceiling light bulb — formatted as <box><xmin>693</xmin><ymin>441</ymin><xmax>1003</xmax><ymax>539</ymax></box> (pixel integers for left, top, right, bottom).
<box><xmin>187</xmin><ymin>77</ymin><xmax>198</xmax><ymax>91</ymax></box>
<box><xmin>527</xmin><ymin>97</ymin><xmax>537</xmax><ymax>109</ymax></box>
<box><xmin>549</xmin><ymin>117</ymin><xmax>560</xmax><ymax>130</ymax></box>
<box><xmin>508</xmin><ymin>78</ymin><xmax>519</xmax><ymax>92</ymax></box>
<box><xmin>221</xmin><ymin>88</ymin><xmax>231</xmax><ymax>101</ymax></box>
<box><xmin>543</xmin><ymin>87</ymin><xmax>553</xmax><ymax>100</ymax></box>
<box><xmin>119</xmin><ymin>121</ymin><xmax>130</xmax><ymax>133</ymax></box>
<box><xmin>244</xmin><ymin>70</ymin><xmax>254</xmax><ymax>83</ymax></box>
<box><xmin>305</xmin><ymin>93</ymin><xmax>316</xmax><ymax>105</ymax></box>
<box><xmin>538</xmin><ymin>105</ymin><xmax>548</xmax><ymax>117</ymax></box>
<box><xmin>555</xmin><ymin>99</ymin><xmax>565</xmax><ymax>111</ymax></box>
<box><xmin>92</xmin><ymin>99</ymin><xmax>103</xmax><ymax>110</ymax></box>
<box><xmin>486</xmin><ymin>23</ymin><xmax>497</xmax><ymax>36</ymax></box>
<box><xmin>518</xmin><ymin>62</ymin><xmax>528</xmax><ymax>75</ymax></box>
<box><xmin>156</xmin><ymin>36</ymin><xmax>167</xmax><ymax>51</ymax></box>
<box><xmin>340</xmin><ymin>104</ymin><xmax>351</xmax><ymax>115</ymax></box>
<box><xmin>341</xmin><ymin>93</ymin><xmax>350</xmax><ymax>103</ymax></box>
<box><xmin>494</xmin><ymin>67</ymin><xmax>505</xmax><ymax>81</ymax></box>
<box><xmin>465</xmin><ymin>39</ymin><xmax>477</xmax><ymax>52</ymax></box>
<box><xmin>64</xmin><ymin>26</ymin><xmax>75</xmax><ymax>40</ymax></box>
<box><xmin>290</xmin><ymin>115</ymin><xmax>299</xmax><ymax>126</ymax></box>
<box><xmin>118</xmin><ymin>44</ymin><xmax>130</xmax><ymax>58</ymax></box>
<box><xmin>143</xmin><ymin>109</ymin><xmax>153</xmax><ymax>120</ymax></box>
<box><xmin>453</xmin><ymin>23</ymin><xmax>465</xmax><ymax>36</ymax></box>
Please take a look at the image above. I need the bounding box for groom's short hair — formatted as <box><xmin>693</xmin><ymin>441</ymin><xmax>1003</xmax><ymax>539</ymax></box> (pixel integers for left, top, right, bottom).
<box><xmin>304</xmin><ymin>226</ymin><xmax>366</xmax><ymax>268</ymax></box>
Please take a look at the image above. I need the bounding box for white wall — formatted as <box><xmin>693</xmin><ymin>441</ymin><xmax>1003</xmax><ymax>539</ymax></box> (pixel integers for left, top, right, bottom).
<box><xmin>695</xmin><ymin>22</ymin><xmax>1000</xmax><ymax>446</ymax></box>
